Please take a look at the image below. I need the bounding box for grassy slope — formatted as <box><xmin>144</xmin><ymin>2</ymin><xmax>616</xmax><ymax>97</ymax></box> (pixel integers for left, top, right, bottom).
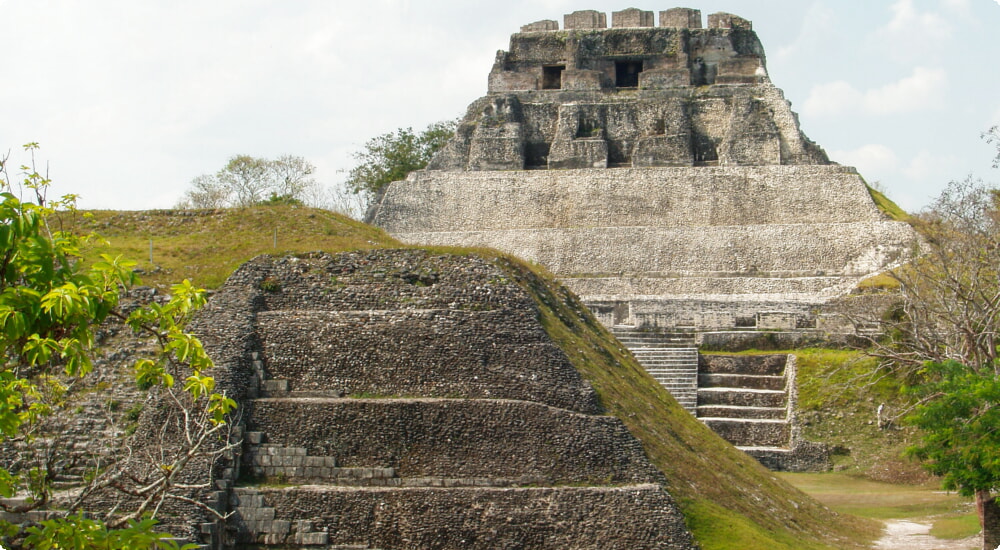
<box><xmin>59</xmin><ymin>206</ymin><xmax>396</xmax><ymax>289</ymax></box>
<box><xmin>74</xmin><ymin>206</ymin><xmax>877</xmax><ymax>549</ymax></box>
<box><xmin>865</xmin><ymin>184</ymin><xmax>910</xmax><ymax>223</ymax></box>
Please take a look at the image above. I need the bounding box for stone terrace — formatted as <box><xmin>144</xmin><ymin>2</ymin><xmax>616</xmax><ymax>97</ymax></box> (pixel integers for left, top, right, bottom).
<box><xmin>191</xmin><ymin>250</ymin><xmax>696</xmax><ymax>549</ymax></box>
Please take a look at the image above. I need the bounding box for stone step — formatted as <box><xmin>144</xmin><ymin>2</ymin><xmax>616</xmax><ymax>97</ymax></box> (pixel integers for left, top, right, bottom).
<box><xmin>699</xmin><ymin>355</ymin><xmax>787</xmax><ymax>376</ymax></box>
<box><xmin>696</xmin><ymin>405</ymin><xmax>786</xmax><ymax>420</ymax></box>
<box><xmin>699</xmin><ymin>373</ymin><xmax>785</xmax><ymax>391</ymax></box>
<box><xmin>625</xmin><ymin>344</ymin><xmax>698</xmax><ymax>350</ymax></box>
<box><xmin>699</xmin><ymin>418</ymin><xmax>790</xmax><ymax>447</ymax></box>
<box><xmin>698</xmin><ymin>387</ymin><xmax>787</xmax><ymax>408</ymax></box>
<box><xmin>245</xmin><ymin>442</ymin><xmax>400</xmax><ymax>485</ymax></box>
<box><xmin>644</xmin><ymin>369</ymin><xmax>699</xmax><ymax>375</ymax></box>
<box><xmin>259</xmin><ymin>378</ymin><xmax>347</xmax><ymax>398</ymax></box>
<box><xmin>627</xmin><ymin>342</ymin><xmax>698</xmax><ymax>347</ymax></box>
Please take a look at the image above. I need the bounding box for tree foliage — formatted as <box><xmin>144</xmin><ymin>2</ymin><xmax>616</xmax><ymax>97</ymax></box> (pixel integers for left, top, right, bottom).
<box><xmin>178</xmin><ymin>154</ymin><xmax>317</xmax><ymax>208</ymax></box>
<box><xmin>345</xmin><ymin>120</ymin><xmax>456</xmax><ymax>199</ymax></box>
<box><xmin>0</xmin><ymin>144</ymin><xmax>235</xmax><ymax>549</ymax></box>
<box><xmin>851</xmin><ymin>174</ymin><xmax>1000</xmax><ymax>546</ymax></box>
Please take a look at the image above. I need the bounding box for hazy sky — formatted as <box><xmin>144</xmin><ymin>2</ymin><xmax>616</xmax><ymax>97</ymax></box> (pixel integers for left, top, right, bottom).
<box><xmin>2</xmin><ymin>0</ymin><xmax>998</xmax><ymax>212</ymax></box>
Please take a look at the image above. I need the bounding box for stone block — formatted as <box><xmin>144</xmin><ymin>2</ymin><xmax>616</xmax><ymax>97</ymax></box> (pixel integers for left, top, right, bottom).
<box><xmin>612</xmin><ymin>8</ymin><xmax>653</xmax><ymax>28</ymax></box>
<box><xmin>638</xmin><ymin>68</ymin><xmax>690</xmax><ymax>89</ymax></box>
<box><xmin>468</xmin><ymin>123</ymin><xmax>525</xmax><ymax>171</ymax></box>
<box><xmin>305</xmin><ymin>456</ymin><xmax>325</xmax><ymax>467</ymax></box>
<box><xmin>717</xmin><ymin>57</ymin><xmax>763</xmax><ymax>78</ymax></box>
<box><xmin>488</xmin><ymin>70</ymin><xmax>537</xmax><ymax>93</ymax></box>
<box><xmin>295</xmin><ymin>532</ymin><xmax>329</xmax><ymax>545</ymax></box>
<box><xmin>520</xmin><ymin>19</ymin><xmax>558</xmax><ymax>32</ymax></box>
<box><xmin>262</xmin><ymin>533</ymin><xmax>285</xmax><ymax>545</ymax></box>
<box><xmin>294</xmin><ymin>520</ymin><xmax>314</xmax><ymax>532</ymax></box>
<box><xmin>757</xmin><ymin>312</ymin><xmax>799</xmax><ymax>330</ymax></box>
<box><xmin>707</xmin><ymin>12</ymin><xmax>752</xmax><ymax>30</ymax></box>
<box><xmin>548</xmin><ymin>139</ymin><xmax>608</xmax><ymax>169</ymax></box>
<box><xmin>263</xmin><ymin>379</ymin><xmax>288</xmax><ymax>392</ymax></box>
<box><xmin>631</xmin><ymin>135</ymin><xmax>693</xmax><ymax>167</ymax></box>
<box><xmin>715</xmin><ymin>74</ymin><xmax>762</xmax><ymax>85</ymax></box>
<box><xmin>660</xmin><ymin>8</ymin><xmax>702</xmax><ymax>28</ymax></box>
<box><xmin>560</xmin><ymin>69</ymin><xmax>610</xmax><ymax>91</ymax></box>
<box><xmin>246</xmin><ymin>431</ymin><xmax>264</xmax><ymax>445</ymax></box>
<box><xmin>564</xmin><ymin>10</ymin><xmax>606</xmax><ymax>29</ymax></box>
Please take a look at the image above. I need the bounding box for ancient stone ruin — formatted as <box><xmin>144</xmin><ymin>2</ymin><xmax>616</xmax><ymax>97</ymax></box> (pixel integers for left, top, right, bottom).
<box><xmin>370</xmin><ymin>8</ymin><xmax>919</xmax><ymax>466</ymax></box>
<box><xmin>189</xmin><ymin>250</ymin><xmax>696</xmax><ymax>548</ymax></box>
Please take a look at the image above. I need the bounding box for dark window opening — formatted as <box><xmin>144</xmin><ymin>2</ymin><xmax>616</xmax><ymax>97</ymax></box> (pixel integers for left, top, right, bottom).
<box><xmin>542</xmin><ymin>65</ymin><xmax>565</xmax><ymax>90</ymax></box>
<box><xmin>576</xmin><ymin>119</ymin><xmax>602</xmax><ymax>139</ymax></box>
<box><xmin>691</xmin><ymin>58</ymin><xmax>718</xmax><ymax>86</ymax></box>
<box><xmin>615</xmin><ymin>61</ymin><xmax>643</xmax><ymax>88</ymax></box>
<box><xmin>524</xmin><ymin>142</ymin><xmax>550</xmax><ymax>168</ymax></box>
<box><xmin>691</xmin><ymin>133</ymin><xmax>719</xmax><ymax>165</ymax></box>
<box><xmin>735</xmin><ymin>316</ymin><xmax>757</xmax><ymax>328</ymax></box>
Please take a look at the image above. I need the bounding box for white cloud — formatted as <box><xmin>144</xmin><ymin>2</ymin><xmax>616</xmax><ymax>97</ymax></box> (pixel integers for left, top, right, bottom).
<box><xmin>876</xmin><ymin>0</ymin><xmax>953</xmax><ymax>62</ymax></box>
<box><xmin>775</xmin><ymin>2</ymin><xmax>836</xmax><ymax>61</ymax></box>
<box><xmin>802</xmin><ymin>81</ymin><xmax>863</xmax><ymax>117</ymax></box>
<box><xmin>902</xmin><ymin>150</ymin><xmax>960</xmax><ymax>180</ymax></box>
<box><xmin>830</xmin><ymin>144</ymin><xmax>899</xmax><ymax>174</ymax></box>
<box><xmin>802</xmin><ymin>67</ymin><xmax>947</xmax><ymax>117</ymax></box>
<box><xmin>862</xmin><ymin>67</ymin><xmax>948</xmax><ymax>114</ymax></box>
<box><xmin>940</xmin><ymin>0</ymin><xmax>973</xmax><ymax>19</ymax></box>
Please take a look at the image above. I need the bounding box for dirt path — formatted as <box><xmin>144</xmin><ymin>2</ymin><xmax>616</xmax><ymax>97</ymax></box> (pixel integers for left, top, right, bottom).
<box><xmin>874</xmin><ymin>519</ymin><xmax>981</xmax><ymax>549</ymax></box>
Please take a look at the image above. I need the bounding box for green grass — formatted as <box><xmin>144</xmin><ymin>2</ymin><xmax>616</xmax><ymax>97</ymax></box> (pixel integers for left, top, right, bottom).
<box><xmin>866</xmin><ymin>184</ymin><xmax>910</xmax><ymax>222</ymax></box>
<box><xmin>930</xmin><ymin>513</ymin><xmax>981</xmax><ymax>539</ymax></box>
<box><xmin>779</xmin><ymin>473</ymin><xmax>972</xmax><ymax>520</ymax></box>
<box><xmin>59</xmin><ymin>206</ymin><xmax>397</xmax><ymax>289</ymax></box>
<box><xmin>781</xmin><ymin>472</ymin><xmax>980</xmax><ymax>542</ymax></box>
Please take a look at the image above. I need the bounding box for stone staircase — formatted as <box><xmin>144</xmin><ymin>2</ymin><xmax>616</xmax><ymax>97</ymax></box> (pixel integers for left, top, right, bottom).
<box><xmin>696</xmin><ymin>354</ymin><xmax>792</xmax><ymax>455</ymax></box>
<box><xmin>612</xmin><ymin>327</ymin><xmax>698</xmax><ymax>412</ymax></box>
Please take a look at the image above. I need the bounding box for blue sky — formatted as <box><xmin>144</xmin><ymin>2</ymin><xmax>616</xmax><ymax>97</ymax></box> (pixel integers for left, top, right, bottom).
<box><xmin>2</xmin><ymin>0</ymin><xmax>998</xmax><ymax>212</ymax></box>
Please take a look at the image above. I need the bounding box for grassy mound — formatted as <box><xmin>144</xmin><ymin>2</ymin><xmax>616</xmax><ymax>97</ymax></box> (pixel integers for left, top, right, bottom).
<box><xmin>75</xmin><ymin>206</ymin><xmax>879</xmax><ymax>549</ymax></box>
<box><xmin>61</xmin><ymin>206</ymin><xmax>396</xmax><ymax>289</ymax></box>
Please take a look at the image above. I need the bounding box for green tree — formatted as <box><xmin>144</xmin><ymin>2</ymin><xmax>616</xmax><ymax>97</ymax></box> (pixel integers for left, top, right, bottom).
<box><xmin>178</xmin><ymin>154</ymin><xmax>317</xmax><ymax>208</ymax></box>
<box><xmin>345</xmin><ymin>119</ymin><xmax>456</xmax><ymax>200</ymax></box>
<box><xmin>859</xmin><ymin>176</ymin><xmax>1000</xmax><ymax>549</ymax></box>
<box><xmin>0</xmin><ymin>144</ymin><xmax>235</xmax><ymax>549</ymax></box>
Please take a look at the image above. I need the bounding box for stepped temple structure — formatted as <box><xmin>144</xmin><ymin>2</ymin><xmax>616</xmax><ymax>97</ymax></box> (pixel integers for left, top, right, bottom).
<box><xmin>186</xmin><ymin>250</ymin><xmax>697</xmax><ymax>548</ymax></box>
<box><xmin>370</xmin><ymin>8</ymin><xmax>919</xmax><ymax>465</ymax></box>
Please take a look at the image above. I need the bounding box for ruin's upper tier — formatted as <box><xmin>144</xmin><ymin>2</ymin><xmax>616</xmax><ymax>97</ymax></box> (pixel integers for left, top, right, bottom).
<box><xmin>491</xmin><ymin>8</ymin><xmax>765</xmax><ymax>93</ymax></box>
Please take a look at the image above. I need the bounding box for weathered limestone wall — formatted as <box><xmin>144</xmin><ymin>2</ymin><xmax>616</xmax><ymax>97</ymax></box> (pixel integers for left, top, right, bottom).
<box><xmin>376</xmin><ymin>166</ymin><xmax>882</xmax><ymax>232</ymax></box>
<box><xmin>257</xmin><ymin>309</ymin><xmax>599</xmax><ymax>412</ymax></box>
<box><xmin>428</xmin><ymin>88</ymin><xmax>828</xmax><ymax>171</ymax></box>
<box><xmin>245</xmin><ymin>398</ymin><xmax>661</xmax><ymax>484</ymax></box>
<box><xmin>372</xmin><ymin>167</ymin><xmax>915</xmax><ymax>306</ymax></box>
<box><xmin>233</xmin><ymin>484</ymin><xmax>693</xmax><ymax>549</ymax></box>
<box><xmin>393</xmin><ymin>223</ymin><xmax>913</xmax><ymax>280</ymax></box>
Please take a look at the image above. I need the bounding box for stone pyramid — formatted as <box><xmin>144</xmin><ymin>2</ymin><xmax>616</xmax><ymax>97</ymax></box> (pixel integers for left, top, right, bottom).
<box><xmin>370</xmin><ymin>7</ymin><xmax>917</xmax><ymax>338</ymax></box>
